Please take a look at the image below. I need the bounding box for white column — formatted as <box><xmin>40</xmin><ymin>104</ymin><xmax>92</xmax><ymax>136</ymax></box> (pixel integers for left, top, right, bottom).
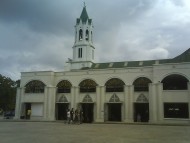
<box><xmin>100</xmin><ymin>86</ymin><xmax>105</xmax><ymax>122</ymax></box>
<box><xmin>188</xmin><ymin>82</ymin><xmax>190</xmax><ymax>120</ymax></box>
<box><xmin>128</xmin><ymin>85</ymin><xmax>134</xmax><ymax>122</ymax></box>
<box><xmin>47</xmin><ymin>86</ymin><xmax>56</xmax><ymax>121</ymax></box>
<box><xmin>157</xmin><ymin>82</ymin><xmax>163</xmax><ymax>122</ymax></box>
<box><xmin>44</xmin><ymin>86</ymin><xmax>48</xmax><ymax>120</ymax></box>
<box><xmin>14</xmin><ymin>88</ymin><xmax>22</xmax><ymax>119</ymax></box>
<box><xmin>71</xmin><ymin>87</ymin><xmax>75</xmax><ymax>108</ymax></box>
<box><xmin>20</xmin><ymin>87</ymin><xmax>25</xmax><ymax>117</ymax></box>
<box><xmin>149</xmin><ymin>83</ymin><xmax>158</xmax><ymax>123</ymax></box>
<box><xmin>95</xmin><ymin>86</ymin><xmax>101</xmax><ymax>122</ymax></box>
<box><xmin>75</xmin><ymin>86</ymin><xmax>80</xmax><ymax>109</ymax></box>
<box><xmin>124</xmin><ymin>85</ymin><xmax>128</xmax><ymax>122</ymax></box>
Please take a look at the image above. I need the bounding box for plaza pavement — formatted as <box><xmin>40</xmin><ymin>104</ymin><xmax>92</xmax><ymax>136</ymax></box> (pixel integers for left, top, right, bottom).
<box><xmin>0</xmin><ymin>121</ymin><xmax>189</xmax><ymax>143</ymax></box>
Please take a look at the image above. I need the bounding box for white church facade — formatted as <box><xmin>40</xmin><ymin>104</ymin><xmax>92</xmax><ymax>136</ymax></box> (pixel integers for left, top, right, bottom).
<box><xmin>15</xmin><ymin>6</ymin><xmax>190</xmax><ymax>124</ymax></box>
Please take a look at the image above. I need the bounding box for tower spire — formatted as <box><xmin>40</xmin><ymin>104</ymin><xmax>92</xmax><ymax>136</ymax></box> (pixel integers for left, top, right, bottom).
<box><xmin>65</xmin><ymin>4</ymin><xmax>95</xmax><ymax>71</ymax></box>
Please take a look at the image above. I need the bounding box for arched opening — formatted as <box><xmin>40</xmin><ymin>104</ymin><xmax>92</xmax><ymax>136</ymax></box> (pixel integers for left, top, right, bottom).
<box><xmin>134</xmin><ymin>94</ymin><xmax>149</xmax><ymax>122</ymax></box>
<box><xmin>81</xmin><ymin>103</ymin><xmax>94</xmax><ymax>123</ymax></box>
<box><xmin>80</xmin><ymin>95</ymin><xmax>94</xmax><ymax>123</ymax></box>
<box><xmin>25</xmin><ymin>80</ymin><xmax>45</xmax><ymax>93</ymax></box>
<box><xmin>133</xmin><ymin>77</ymin><xmax>152</xmax><ymax>91</ymax></box>
<box><xmin>105</xmin><ymin>78</ymin><xmax>125</xmax><ymax>92</ymax></box>
<box><xmin>57</xmin><ymin>80</ymin><xmax>72</xmax><ymax>93</ymax></box>
<box><xmin>106</xmin><ymin>93</ymin><xmax>122</xmax><ymax>122</ymax></box>
<box><xmin>79</xmin><ymin>29</ymin><xmax>83</xmax><ymax>40</ymax></box>
<box><xmin>56</xmin><ymin>103</ymin><xmax>69</xmax><ymax>121</ymax></box>
<box><xmin>79</xmin><ymin>79</ymin><xmax>97</xmax><ymax>93</ymax></box>
<box><xmin>162</xmin><ymin>74</ymin><xmax>188</xmax><ymax>90</ymax></box>
<box><xmin>85</xmin><ymin>30</ymin><xmax>89</xmax><ymax>41</ymax></box>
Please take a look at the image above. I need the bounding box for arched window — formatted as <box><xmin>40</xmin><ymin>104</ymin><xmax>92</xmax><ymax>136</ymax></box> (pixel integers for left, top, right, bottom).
<box><xmin>133</xmin><ymin>77</ymin><xmax>151</xmax><ymax>91</ymax></box>
<box><xmin>86</xmin><ymin>30</ymin><xmax>89</xmax><ymax>41</ymax></box>
<box><xmin>105</xmin><ymin>78</ymin><xmax>125</xmax><ymax>92</ymax></box>
<box><xmin>57</xmin><ymin>80</ymin><xmax>72</xmax><ymax>93</ymax></box>
<box><xmin>79</xmin><ymin>79</ymin><xmax>97</xmax><ymax>93</ymax></box>
<box><xmin>25</xmin><ymin>80</ymin><xmax>45</xmax><ymax>93</ymax></box>
<box><xmin>79</xmin><ymin>29</ymin><xmax>83</xmax><ymax>40</ymax></box>
<box><xmin>162</xmin><ymin>74</ymin><xmax>188</xmax><ymax>90</ymax></box>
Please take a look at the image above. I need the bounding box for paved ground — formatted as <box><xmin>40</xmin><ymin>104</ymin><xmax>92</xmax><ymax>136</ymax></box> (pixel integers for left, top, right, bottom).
<box><xmin>0</xmin><ymin>121</ymin><xmax>190</xmax><ymax>143</ymax></box>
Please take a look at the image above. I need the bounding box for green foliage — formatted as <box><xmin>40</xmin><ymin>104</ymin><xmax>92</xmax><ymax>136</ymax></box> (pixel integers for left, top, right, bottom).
<box><xmin>0</xmin><ymin>74</ymin><xmax>18</xmax><ymax>111</ymax></box>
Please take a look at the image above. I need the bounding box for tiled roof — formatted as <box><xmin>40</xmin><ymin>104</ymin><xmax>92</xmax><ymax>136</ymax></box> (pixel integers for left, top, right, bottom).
<box><xmin>76</xmin><ymin>6</ymin><xmax>92</xmax><ymax>24</ymax></box>
<box><xmin>87</xmin><ymin>48</ymin><xmax>190</xmax><ymax>70</ymax></box>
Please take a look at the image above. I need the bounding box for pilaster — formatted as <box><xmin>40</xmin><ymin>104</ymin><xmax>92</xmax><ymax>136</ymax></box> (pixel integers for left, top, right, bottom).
<box><xmin>157</xmin><ymin>82</ymin><xmax>163</xmax><ymax>122</ymax></box>
<box><xmin>74</xmin><ymin>86</ymin><xmax>80</xmax><ymax>109</ymax></box>
<box><xmin>149</xmin><ymin>83</ymin><xmax>158</xmax><ymax>123</ymax></box>
<box><xmin>71</xmin><ymin>86</ymin><xmax>75</xmax><ymax>108</ymax></box>
<box><xmin>128</xmin><ymin>85</ymin><xmax>134</xmax><ymax>122</ymax></box>
<box><xmin>188</xmin><ymin>82</ymin><xmax>190</xmax><ymax>120</ymax></box>
<box><xmin>124</xmin><ymin>85</ymin><xmax>129</xmax><ymax>122</ymax></box>
<box><xmin>14</xmin><ymin>88</ymin><xmax>22</xmax><ymax>119</ymax></box>
<box><xmin>100</xmin><ymin>86</ymin><xmax>105</xmax><ymax>122</ymax></box>
<box><xmin>44</xmin><ymin>86</ymin><xmax>48</xmax><ymax>119</ymax></box>
<box><xmin>48</xmin><ymin>86</ymin><xmax>56</xmax><ymax>121</ymax></box>
<box><xmin>95</xmin><ymin>86</ymin><xmax>102</xmax><ymax>122</ymax></box>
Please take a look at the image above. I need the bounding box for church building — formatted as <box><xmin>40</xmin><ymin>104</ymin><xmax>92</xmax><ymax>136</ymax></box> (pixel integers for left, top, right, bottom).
<box><xmin>15</xmin><ymin>5</ymin><xmax>190</xmax><ymax>124</ymax></box>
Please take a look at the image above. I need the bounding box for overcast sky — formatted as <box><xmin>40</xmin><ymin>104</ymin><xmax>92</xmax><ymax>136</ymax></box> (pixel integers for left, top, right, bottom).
<box><xmin>0</xmin><ymin>0</ymin><xmax>190</xmax><ymax>80</ymax></box>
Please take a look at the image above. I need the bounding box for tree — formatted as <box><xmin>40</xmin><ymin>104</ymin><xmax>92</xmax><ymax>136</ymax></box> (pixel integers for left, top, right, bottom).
<box><xmin>0</xmin><ymin>74</ymin><xmax>17</xmax><ymax>111</ymax></box>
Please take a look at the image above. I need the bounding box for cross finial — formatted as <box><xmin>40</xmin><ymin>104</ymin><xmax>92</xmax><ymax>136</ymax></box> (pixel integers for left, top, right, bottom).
<box><xmin>84</xmin><ymin>1</ymin><xmax>86</xmax><ymax>7</ymax></box>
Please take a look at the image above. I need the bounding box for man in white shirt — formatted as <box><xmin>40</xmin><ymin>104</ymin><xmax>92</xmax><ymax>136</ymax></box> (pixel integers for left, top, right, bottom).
<box><xmin>67</xmin><ymin>109</ymin><xmax>71</xmax><ymax>124</ymax></box>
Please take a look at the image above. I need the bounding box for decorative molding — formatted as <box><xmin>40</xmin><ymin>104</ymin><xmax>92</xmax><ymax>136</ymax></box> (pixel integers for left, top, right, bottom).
<box><xmin>82</xmin><ymin>94</ymin><xmax>93</xmax><ymax>102</ymax></box>
<box><xmin>59</xmin><ymin>95</ymin><xmax>68</xmax><ymax>102</ymax></box>
<box><xmin>136</xmin><ymin>94</ymin><xmax>148</xmax><ymax>103</ymax></box>
<box><xmin>109</xmin><ymin>93</ymin><xmax>120</xmax><ymax>102</ymax></box>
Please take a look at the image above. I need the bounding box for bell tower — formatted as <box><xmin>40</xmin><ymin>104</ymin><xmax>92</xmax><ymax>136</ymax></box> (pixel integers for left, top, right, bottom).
<box><xmin>65</xmin><ymin>4</ymin><xmax>95</xmax><ymax>70</ymax></box>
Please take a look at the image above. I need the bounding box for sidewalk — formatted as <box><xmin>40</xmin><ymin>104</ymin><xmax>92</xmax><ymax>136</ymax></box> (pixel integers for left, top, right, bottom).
<box><xmin>0</xmin><ymin>121</ymin><xmax>189</xmax><ymax>143</ymax></box>
<box><xmin>0</xmin><ymin>118</ymin><xmax>190</xmax><ymax>126</ymax></box>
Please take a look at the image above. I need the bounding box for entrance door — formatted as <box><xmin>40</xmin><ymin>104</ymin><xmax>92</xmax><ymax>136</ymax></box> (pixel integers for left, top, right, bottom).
<box><xmin>134</xmin><ymin>103</ymin><xmax>149</xmax><ymax>122</ymax></box>
<box><xmin>56</xmin><ymin>103</ymin><xmax>69</xmax><ymax>120</ymax></box>
<box><xmin>81</xmin><ymin>103</ymin><xmax>94</xmax><ymax>123</ymax></box>
<box><xmin>108</xmin><ymin>103</ymin><xmax>121</xmax><ymax>121</ymax></box>
<box><xmin>25</xmin><ymin>103</ymin><xmax>31</xmax><ymax>119</ymax></box>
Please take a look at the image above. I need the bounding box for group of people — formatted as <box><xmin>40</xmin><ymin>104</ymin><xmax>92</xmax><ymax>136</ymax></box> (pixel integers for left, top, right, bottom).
<box><xmin>66</xmin><ymin>108</ymin><xmax>83</xmax><ymax>124</ymax></box>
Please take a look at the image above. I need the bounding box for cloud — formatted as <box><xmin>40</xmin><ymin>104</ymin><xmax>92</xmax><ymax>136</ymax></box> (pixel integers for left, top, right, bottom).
<box><xmin>0</xmin><ymin>0</ymin><xmax>190</xmax><ymax>80</ymax></box>
<box><xmin>0</xmin><ymin>0</ymin><xmax>78</xmax><ymax>35</ymax></box>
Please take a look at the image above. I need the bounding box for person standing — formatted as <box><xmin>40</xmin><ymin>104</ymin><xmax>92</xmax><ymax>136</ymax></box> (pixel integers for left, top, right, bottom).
<box><xmin>67</xmin><ymin>109</ymin><xmax>71</xmax><ymax>124</ymax></box>
<box><xmin>70</xmin><ymin>108</ymin><xmax>74</xmax><ymax>123</ymax></box>
<box><xmin>74</xmin><ymin>109</ymin><xmax>78</xmax><ymax>124</ymax></box>
<box><xmin>80</xmin><ymin>109</ymin><xmax>83</xmax><ymax>124</ymax></box>
<box><xmin>27</xmin><ymin>109</ymin><xmax>31</xmax><ymax>119</ymax></box>
<box><xmin>137</xmin><ymin>113</ymin><xmax>141</xmax><ymax>122</ymax></box>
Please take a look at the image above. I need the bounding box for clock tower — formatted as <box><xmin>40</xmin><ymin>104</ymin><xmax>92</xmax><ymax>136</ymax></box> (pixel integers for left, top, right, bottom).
<box><xmin>65</xmin><ymin>5</ymin><xmax>95</xmax><ymax>70</ymax></box>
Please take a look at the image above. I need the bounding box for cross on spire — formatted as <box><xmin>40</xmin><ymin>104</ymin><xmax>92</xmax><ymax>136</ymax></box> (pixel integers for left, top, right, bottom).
<box><xmin>83</xmin><ymin>1</ymin><xmax>86</xmax><ymax>7</ymax></box>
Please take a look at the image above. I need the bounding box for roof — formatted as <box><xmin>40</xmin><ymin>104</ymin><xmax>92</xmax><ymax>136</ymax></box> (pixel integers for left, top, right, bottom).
<box><xmin>80</xmin><ymin>6</ymin><xmax>89</xmax><ymax>22</ymax></box>
<box><xmin>76</xmin><ymin>6</ymin><xmax>92</xmax><ymax>24</ymax></box>
<box><xmin>82</xmin><ymin>48</ymin><xmax>190</xmax><ymax>70</ymax></box>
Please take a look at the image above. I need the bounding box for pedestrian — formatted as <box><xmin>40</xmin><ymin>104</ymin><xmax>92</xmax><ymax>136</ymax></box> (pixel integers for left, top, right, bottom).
<box><xmin>67</xmin><ymin>109</ymin><xmax>71</xmax><ymax>124</ymax></box>
<box><xmin>80</xmin><ymin>109</ymin><xmax>83</xmax><ymax>124</ymax></box>
<box><xmin>27</xmin><ymin>109</ymin><xmax>31</xmax><ymax>119</ymax></box>
<box><xmin>70</xmin><ymin>108</ymin><xmax>74</xmax><ymax>123</ymax></box>
<box><xmin>137</xmin><ymin>113</ymin><xmax>141</xmax><ymax>122</ymax></box>
<box><xmin>78</xmin><ymin>109</ymin><xmax>81</xmax><ymax>124</ymax></box>
<box><xmin>74</xmin><ymin>109</ymin><xmax>78</xmax><ymax>124</ymax></box>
